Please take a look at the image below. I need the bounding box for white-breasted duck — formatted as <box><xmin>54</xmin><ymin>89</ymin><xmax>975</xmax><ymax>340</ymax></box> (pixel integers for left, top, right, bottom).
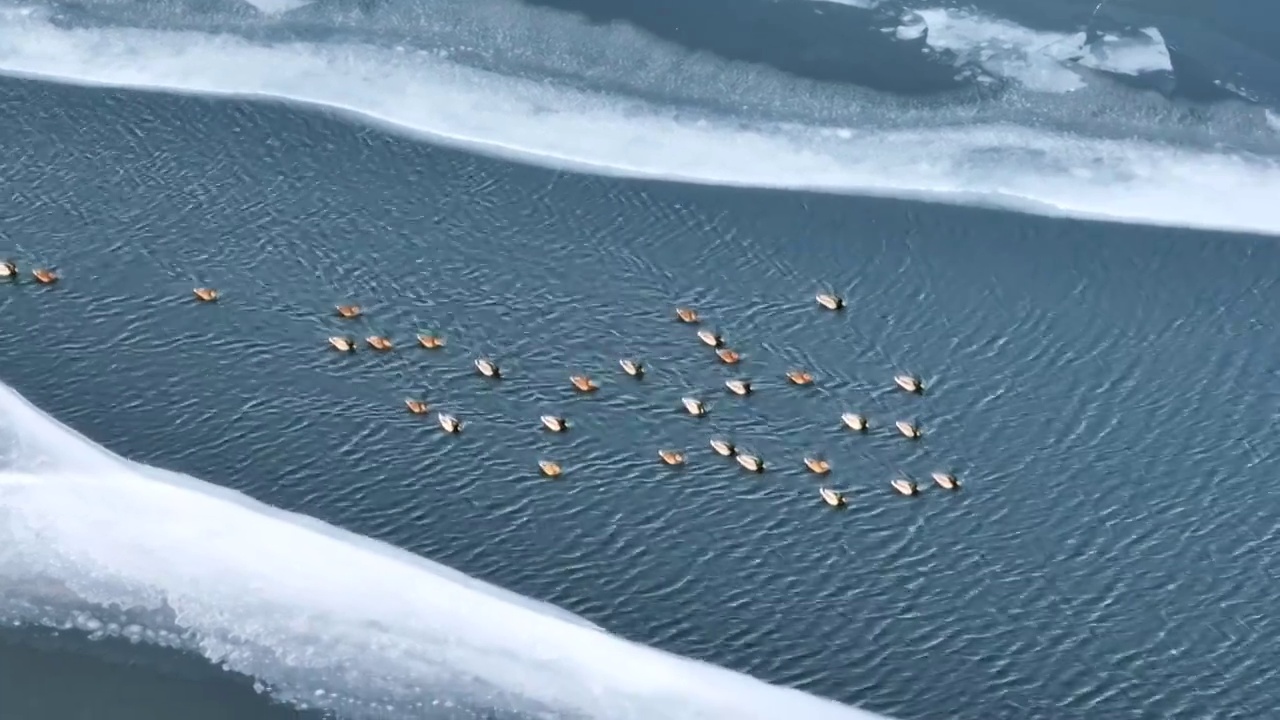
<box><xmin>816</xmin><ymin>293</ymin><xmax>843</xmax><ymax>310</ymax></box>
<box><xmin>894</xmin><ymin>374</ymin><xmax>923</xmax><ymax>394</ymax></box>
<box><xmin>819</xmin><ymin>487</ymin><xmax>846</xmax><ymax>508</ymax></box>
<box><xmin>475</xmin><ymin>358</ymin><xmax>501</xmax><ymax>378</ymax></box>
<box><xmin>619</xmin><ymin>359</ymin><xmax>644</xmax><ymax>377</ymax></box>
<box><xmin>891</xmin><ymin>478</ymin><xmax>919</xmax><ymax>496</ymax></box>
<box><xmin>841</xmin><ymin>412</ymin><xmax>868</xmax><ymax>432</ymax></box>
<box><xmin>932</xmin><ymin>471</ymin><xmax>960</xmax><ymax>490</ymax></box>
<box><xmin>710</xmin><ymin>438</ymin><xmax>735</xmax><ymax>456</ymax></box>
<box><xmin>896</xmin><ymin>420</ymin><xmax>921</xmax><ymax>439</ymax></box>
<box><xmin>682</xmin><ymin>397</ymin><xmax>706</xmax><ymax>416</ymax></box>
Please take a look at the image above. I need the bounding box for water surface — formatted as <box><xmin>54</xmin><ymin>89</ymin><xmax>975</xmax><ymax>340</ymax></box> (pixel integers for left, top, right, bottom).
<box><xmin>2</xmin><ymin>0</ymin><xmax>1280</xmax><ymax>718</ymax></box>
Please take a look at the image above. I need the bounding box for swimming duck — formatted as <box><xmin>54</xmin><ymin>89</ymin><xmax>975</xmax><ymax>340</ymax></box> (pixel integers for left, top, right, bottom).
<box><xmin>682</xmin><ymin>397</ymin><xmax>706</xmax><ymax>416</ymax></box>
<box><xmin>336</xmin><ymin>305</ymin><xmax>363</xmax><ymax>319</ymax></box>
<box><xmin>193</xmin><ymin>287</ymin><xmax>219</xmax><ymax>302</ymax></box>
<box><xmin>894</xmin><ymin>374</ymin><xmax>923</xmax><ymax>394</ymax></box>
<box><xmin>816</xmin><ymin>293</ymin><xmax>844</xmax><ymax>310</ymax></box>
<box><xmin>697</xmin><ymin>329</ymin><xmax>723</xmax><ymax>348</ymax></box>
<box><xmin>32</xmin><ymin>268</ymin><xmax>58</xmax><ymax>284</ymax></box>
<box><xmin>329</xmin><ymin>336</ymin><xmax>356</xmax><ymax>352</ymax></box>
<box><xmin>891</xmin><ymin>478</ymin><xmax>919</xmax><ymax>496</ymax></box>
<box><xmin>715</xmin><ymin>348</ymin><xmax>741</xmax><ymax>364</ymax></box>
<box><xmin>570</xmin><ymin>375</ymin><xmax>598</xmax><ymax>393</ymax></box>
<box><xmin>725</xmin><ymin>379</ymin><xmax>752</xmax><ymax>396</ymax></box>
<box><xmin>841</xmin><ymin>413</ymin><xmax>868</xmax><ymax>432</ymax></box>
<box><xmin>475</xmin><ymin>358</ymin><xmax>501</xmax><ymax>378</ymax></box>
<box><xmin>804</xmin><ymin>457</ymin><xmax>831</xmax><ymax>474</ymax></box>
<box><xmin>736</xmin><ymin>453</ymin><xmax>765</xmax><ymax>473</ymax></box>
<box><xmin>675</xmin><ymin>307</ymin><xmax>699</xmax><ymax>323</ymax></box>
<box><xmin>366</xmin><ymin>336</ymin><xmax>393</xmax><ymax>351</ymax></box>
<box><xmin>418</xmin><ymin>334</ymin><xmax>446</xmax><ymax>349</ymax></box>
<box><xmin>619</xmin><ymin>359</ymin><xmax>644</xmax><ymax>377</ymax></box>
<box><xmin>819</xmin><ymin>487</ymin><xmax>846</xmax><ymax>508</ymax></box>
<box><xmin>438</xmin><ymin>413</ymin><xmax>463</xmax><ymax>434</ymax></box>
<box><xmin>405</xmin><ymin>399</ymin><xmax>430</xmax><ymax>415</ymax></box>
<box><xmin>710</xmin><ymin>438</ymin><xmax>735</xmax><ymax>456</ymax></box>
<box><xmin>539</xmin><ymin>460</ymin><xmax>563</xmax><ymax>478</ymax></box>
<box><xmin>659</xmin><ymin>449</ymin><xmax>686</xmax><ymax>466</ymax></box>
<box><xmin>932</xmin><ymin>471</ymin><xmax>960</xmax><ymax>490</ymax></box>
<box><xmin>895</xmin><ymin>420</ymin><xmax>921</xmax><ymax>439</ymax></box>
<box><xmin>786</xmin><ymin>370</ymin><xmax>814</xmax><ymax>385</ymax></box>
<box><xmin>0</xmin><ymin>260</ymin><xmax>15</xmax><ymax>278</ymax></box>
<box><xmin>540</xmin><ymin>414</ymin><xmax>568</xmax><ymax>432</ymax></box>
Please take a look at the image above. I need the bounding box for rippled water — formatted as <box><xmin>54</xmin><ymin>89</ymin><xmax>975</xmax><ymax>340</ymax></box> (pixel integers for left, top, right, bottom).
<box><xmin>4</xmin><ymin>73</ymin><xmax>1280</xmax><ymax>719</ymax></box>
<box><xmin>3</xmin><ymin>0</ymin><xmax>1280</xmax><ymax>718</ymax></box>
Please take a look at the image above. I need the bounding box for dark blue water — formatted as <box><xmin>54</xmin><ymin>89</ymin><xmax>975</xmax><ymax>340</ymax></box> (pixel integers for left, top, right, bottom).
<box><xmin>2</xmin><ymin>1</ymin><xmax>1279</xmax><ymax>719</ymax></box>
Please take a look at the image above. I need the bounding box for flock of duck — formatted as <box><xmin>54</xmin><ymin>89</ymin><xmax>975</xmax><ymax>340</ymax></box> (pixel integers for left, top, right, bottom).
<box><xmin>5</xmin><ymin>258</ymin><xmax>962</xmax><ymax>510</ymax></box>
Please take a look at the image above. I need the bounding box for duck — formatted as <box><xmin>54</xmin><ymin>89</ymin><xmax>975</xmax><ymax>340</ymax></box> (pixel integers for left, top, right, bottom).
<box><xmin>417</xmin><ymin>334</ymin><xmax>446</xmax><ymax>349</ymax></box>
<box><xmin>697</xmin><ymin>329</ymin><xmax>723</xmax><ymax>348</ymax></box>
<box><xmin>539</xmin><ymin>460</ymin><xmax>563</xmax><ymax>478</ymax></box>
<box><xmin>475</xmin><ymin>358</ymin><xmax>501</xmax><ymax>378</ymax></box>
<box><xmin>816</xmin><ymin>292</ymin><xmax>844</xmax><ymax>310</ymax></box>
<box><xmin>540</xmin><ymin>414</ymin><xmax>568</xmax><ymax>433</ymax></box>
<box><xmin>619</xmin><ymin>359</ymin><xmax>644</xmax><ymax>378</ymax></box>
<box><xmin>675</xmin><ymin>307</ymin><xmax>699</xmax><ymax>323</ymax></box>
<box><xmin>710</xmin><ymin>438</ymin><xmax>735</xmax><ymax>456</ymax></box>
<box><xmin>659</xmin><ymin>449</ymin><xmax>686</xmax><ymax>466</ymax></box>
<box><xmin>932</xmin><ymin>471</ymin><xmax>961</xmax><ymax>490</ymax></box>
<box><xmin>736</xmin><ymin>453</ymin><xmax>765</xmax><ymax>473</ymax></box>
<box><xmin>405</xmin><ymin>399</ymin><xmax>430</xmax><ymax>415</ymax></box>
<box><xmin>894</xmin><ymin>374</ymin><xmax>923</xmax><ymax>394</ymax></box>
<box><xmin>715</xmin><ymin>348</ymin><xmax>741</xmax><ymax>364</ymax></box>
<box><xmin>682</xmin><ymin>397</ymin><xmax>706</xmax><ymax>416</ymax></box>
<box><xmin>804</xmin><ymin>457</ymin><xmax>831</xmax><ymax>474</ymax></box>
<box><xmin>895</xmin><ymin>420</ymin><xmax>921</xmax><ymax>439</ymax></box>
<box><xmin>570</xmin><ymin>375</ymin><xmax>599</xmax><ymax>393</ymax></box>
<box><xmin>786</xmin><ymin>370</ymin><xmax>814</xmax><ymax>385</ymax></box>
<box><xmin>192</xmin><ymin>287</ymin><xmax>219</xmax><ymax>302</ymax></box>
<box><xmin>438</xmin><ymin>413</ymin><xmax>463</xmax><ymax>434</ymax></box>
<box><xmin>328</xmin><ymin>336</ymin><xmax>356</xmax><ymax>352</ymax></box>
<box><xmin>336</xmin><ymin>305</ymin><xmax>363</xmax><ymax>319</ymax></box>
<box><xmin>725</xmin><ymin>379</ymin><xmax>752</xmax><ymax>396</ymax></box>
<box><xmin>32</xmin><ymin>268</ymin><xmax>58</xmax><ymax>284</ymax></box>
<box><xmin>841</xmin><ymin>412</ymin><xmax>868</xmax><ymax>432</ymax></box>
<box><xmin>366</xmin><ymin>336</ymin><xmax>393</xmax><ymax>351</ymax></box>
<box><xmin>819</xmin><ymin>487</ymin><xmax>847</xmax><ymax>508</ymax></box>
<box><xmin>891</xmin><ymin>478</ymin><xmax>919</xmax><ymax>496</ymax></box>
<box><xmin>0</xmin><ymin>260</ymin><xmax>16</xmax><ymax>278</ymax></box>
